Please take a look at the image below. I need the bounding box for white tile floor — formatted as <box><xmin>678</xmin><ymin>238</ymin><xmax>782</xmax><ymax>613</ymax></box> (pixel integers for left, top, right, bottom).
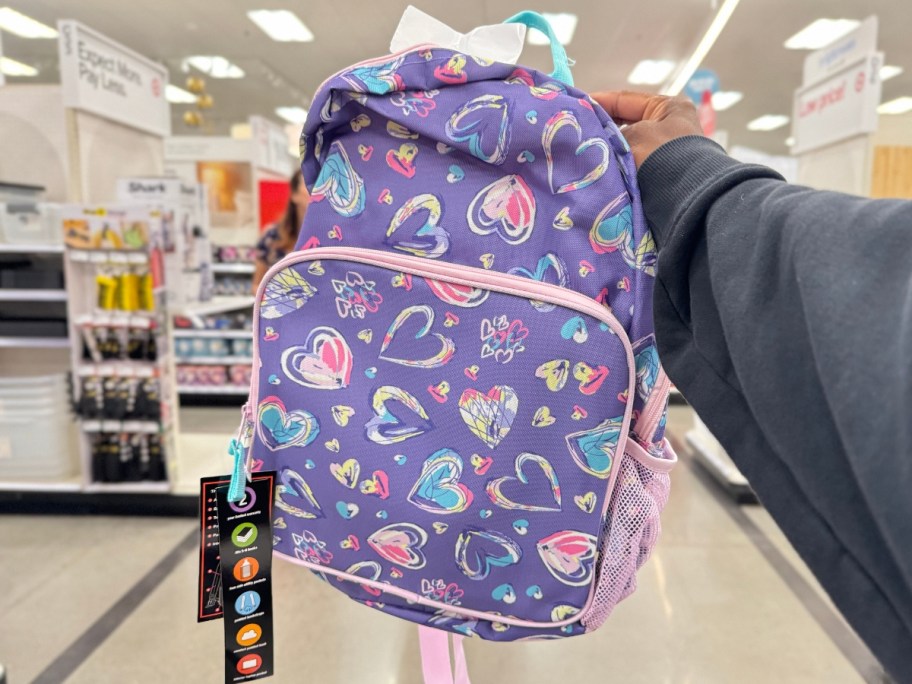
<box><xmin>0</xmin><ymin>407</ymin><xmax>886</xmax><ymax>683</ymax></box>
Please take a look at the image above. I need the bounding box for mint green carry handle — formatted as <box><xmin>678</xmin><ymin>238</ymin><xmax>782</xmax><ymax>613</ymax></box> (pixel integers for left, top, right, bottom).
<box><xmin>503</xmin><ymin>11</ymin><xmax>574</xmax><ymax>86</ymax></box>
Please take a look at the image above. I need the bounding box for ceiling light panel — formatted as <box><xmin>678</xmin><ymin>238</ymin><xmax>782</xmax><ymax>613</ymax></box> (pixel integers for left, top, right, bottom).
<box><xmin>526</xmin><ymin>12</ymin><xmax>578</xmax><ymax>46</ymax></box>
<box><xmin>0</xmin><ymin>7</ymin><xmax>57</xmax><ymax>38</ymax></box>
<box><xmin>628</xmin><ymin>59</ymin><xmax>677</xmax><ymax>85</ymax></box>
<box><xmin>747</xmin><ymin>114</ymin><xmax>790</xmax><ymax>131</ymax></box>
<box><xmin>0</xmin><ymin>56</ymin><xmax>38</xmax><ymax>76</ymax></box>
<box><xmin>166</xmin><ymin>84</ymin><xmax>197</xmax><ymax>104</ymax></box>
<box><xmin>275</xmin><ymin>106</ymin><xmax>309</xmax><ymax>124</ymax></box>
<box><xmin>185</xmin><ymin>55</ymin><xmax>245</xmax><ymax>78</ymax></box>
<box><xmin>711</xmin><ymin>90</ymin><xmax>743</xmax><ymax>111</ymax></box>
<box><xmin>877</xmin><ymin>97</ymin><xmax>912</xmax><ymax>115</ymax></box>
<box><xmin>784</xmin><ymin>18</ymin><xmax>860</xmax><ymax>50</ymax></box>
<box><xmin>247</xmin><ymin>10</ymin><xmax>314</xmax><ymax>42</ymax></box>
<box><xmin>880</xmin><ymin>65</ymin><xmax>904</xmax><ymax>82</ymax></box>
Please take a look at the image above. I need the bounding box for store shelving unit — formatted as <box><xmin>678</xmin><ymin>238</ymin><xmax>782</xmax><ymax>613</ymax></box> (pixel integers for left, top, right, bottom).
<box><xmin>686</xmin><ymin>416</ymin><xmax>757</xmax><ymax>504</ymax></box>
<box><xmin>211</xmin><ymin>262</ymin><xmax>254</xmax><ymax>275</ymax></box>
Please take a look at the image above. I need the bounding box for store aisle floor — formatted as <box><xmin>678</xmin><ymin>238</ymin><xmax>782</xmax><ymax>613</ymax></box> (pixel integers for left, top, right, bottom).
<box><xmin>1</xmin><ymin>407</ymin><xmax>886</xmax><ymax>683</ymax></box>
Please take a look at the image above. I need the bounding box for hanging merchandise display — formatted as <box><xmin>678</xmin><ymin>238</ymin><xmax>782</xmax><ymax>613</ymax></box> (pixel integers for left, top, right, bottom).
<box><xmin>201</xmin><ymin>10</ymin><xmax>675</xmax><ymax>683</ymax></box>
<box><xmin>63</xmin><ymin>204</ymin><xmax>180</xmax><ymax>491</ymax></box>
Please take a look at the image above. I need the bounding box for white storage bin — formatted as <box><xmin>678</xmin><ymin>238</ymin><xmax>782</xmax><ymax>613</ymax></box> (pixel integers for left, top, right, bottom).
<box><xmin>0</xmin><ymin>202</ymin><xmax>62</xmax><ymax>246</ymax></box>
<box><xmin>0</xmin><ymin>407</ymin><xmax>76</xmax><ymax>479</ymax></box>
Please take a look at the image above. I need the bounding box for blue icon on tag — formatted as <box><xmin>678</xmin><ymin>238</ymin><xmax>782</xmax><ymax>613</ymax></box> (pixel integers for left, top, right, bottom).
<box><xmin>235</xmin><ymin>590</ymin><xmax>261</xmax><ymax>616</ymax></box>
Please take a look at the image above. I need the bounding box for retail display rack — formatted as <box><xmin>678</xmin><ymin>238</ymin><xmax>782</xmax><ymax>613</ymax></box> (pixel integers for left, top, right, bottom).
<box><xmin>63</xmin><ymin>204</ymin><xmax>180</xmax><ymax>495</ymax></box>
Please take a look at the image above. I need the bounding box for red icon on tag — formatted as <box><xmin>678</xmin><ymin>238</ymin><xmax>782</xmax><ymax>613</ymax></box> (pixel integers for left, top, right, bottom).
<box><xmin>237</xmin><ymin>653</ymin><xmax>263</xmax><ymax>675</ymax></box>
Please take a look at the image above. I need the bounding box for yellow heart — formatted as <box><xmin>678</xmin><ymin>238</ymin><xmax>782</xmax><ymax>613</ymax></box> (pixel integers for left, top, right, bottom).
<box><xmin>331</xmin><ymin>405</ymin><xmax>355</xmax><ymax>427</ymax></box>
<box><xmin>432</xmin><ymin>522</ymin><xmax>449</xmax><ymax>534</ymax></box>
<box><xmin>307</xmin><ymin>261</ymin><xmax>325</xmax><ymax>276</ymax></box>
<box><xmin>325</xmin><ymin>438</ymin><xmax>340</xmax><ymax>452</ymax></box>
<box><xmin>357</xmin><ymin>329</ymin><xmax>373</xmax><ymax>344</ymax></box>
<box><xmin>535</xmin><ymin>359</ymin><xmax>569</xmax><ymax>392</ymax></box>
<box><xmin>330</xmin><ymin>458</ymin><xmax>361</xmax><ymax>489</ymax></box>
<box><xmin>574</xmin><ymin>491</ymin><xmax>597</xmax><ymax>514</ymax></box>
<box><xmin>532</xmin><ymin>406</ymin><xmax>556</xmax><ymax>428</ymax></box>
<box><xmin>479</xmin><ymin>253</ymin><xmax>495</xmax><ymax>269</ymax></box>
<box><xmin>553</xmin><ymin>207</ymin><xmax>573</xmax><ymax>230</ymax></box>
<box><xmin>273</xmin><ymin>517</ymin><xmax>286</xmax><ymax>529</ymax></box>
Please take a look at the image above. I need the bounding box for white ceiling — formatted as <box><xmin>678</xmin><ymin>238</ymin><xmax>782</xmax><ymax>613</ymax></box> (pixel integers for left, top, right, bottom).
<box><xmin>6</xmin><ymin>0</ymin><xmax>912</xmax><ymax>155</ymax></box>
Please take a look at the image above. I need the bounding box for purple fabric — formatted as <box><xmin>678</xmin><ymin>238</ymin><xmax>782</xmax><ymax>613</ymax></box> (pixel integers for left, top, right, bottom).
<box><xmin>247</xmin><ymin>48</ymin><xmax>667</xmax><ymax>641</ymax></box>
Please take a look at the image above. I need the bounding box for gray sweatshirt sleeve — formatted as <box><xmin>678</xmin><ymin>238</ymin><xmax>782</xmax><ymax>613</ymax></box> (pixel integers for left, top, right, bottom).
<box><xmin>637</xmin><ymin>135</ymin><xmax>912</xmax><ymax>683</ymax></box>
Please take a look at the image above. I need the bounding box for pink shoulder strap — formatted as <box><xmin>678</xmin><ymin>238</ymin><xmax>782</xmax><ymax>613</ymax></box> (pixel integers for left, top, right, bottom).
<box><xmin>419</xmin><ymin>626</ymin><xmax>471</xmax><ymax>684</ymax></box>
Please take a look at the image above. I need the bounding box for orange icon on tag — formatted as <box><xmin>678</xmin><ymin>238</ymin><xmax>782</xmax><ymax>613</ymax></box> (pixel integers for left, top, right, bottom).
<box><xmin>233</xmin><ymin>556</ymin><xmax>260</xmax><ymax>583</ymax></box>
<box><xmin>236</xmin><ymin>623</ymin><xmax>263</xmax><ymax>647</ymax></box>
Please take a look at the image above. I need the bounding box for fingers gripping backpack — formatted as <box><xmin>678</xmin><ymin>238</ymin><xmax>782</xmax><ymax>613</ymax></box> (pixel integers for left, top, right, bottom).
<box><xmin>231</xmin><ymin>11</ymin><xmax>676</xmax><ymax>680</ymax></box>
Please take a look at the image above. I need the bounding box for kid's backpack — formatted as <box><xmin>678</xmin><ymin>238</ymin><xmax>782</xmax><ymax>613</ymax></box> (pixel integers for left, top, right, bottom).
<box><xmin>232</xmin><ymin>11</ymin><xmax>676</xmax><ymax>681</ymax></box>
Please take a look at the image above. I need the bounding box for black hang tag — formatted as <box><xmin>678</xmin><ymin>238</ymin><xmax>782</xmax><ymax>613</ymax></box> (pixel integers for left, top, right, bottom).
<box><xmin>216</xmin><ymin>474</ymin><xmax>275</xmax><ymax>683</ymax></box>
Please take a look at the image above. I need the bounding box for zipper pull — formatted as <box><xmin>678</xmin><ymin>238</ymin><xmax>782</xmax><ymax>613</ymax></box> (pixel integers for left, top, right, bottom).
<box><xmin>227</xmin><ymin>403</ymin><xmax>254</xmax><ymax>503</ymax></box>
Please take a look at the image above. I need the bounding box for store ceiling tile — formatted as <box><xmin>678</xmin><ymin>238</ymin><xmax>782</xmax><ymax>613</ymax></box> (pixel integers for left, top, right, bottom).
<box><xmin>5</xmin><ymin>0</ymin><xmax>911</xmax><ymax>153</ymax></box>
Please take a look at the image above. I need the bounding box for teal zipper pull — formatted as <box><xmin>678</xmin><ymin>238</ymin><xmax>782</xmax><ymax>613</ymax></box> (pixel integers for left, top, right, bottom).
<box><xmin>227</xmin><ymin>404</ymin><xmax>253</xmax><ymax>503</ymax></box>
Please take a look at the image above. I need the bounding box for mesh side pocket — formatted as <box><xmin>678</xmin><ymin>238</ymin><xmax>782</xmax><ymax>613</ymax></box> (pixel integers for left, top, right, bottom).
<box><xmin>581</xmin><ymin>438</ymin><xmax>675</xmax><ymax>631</ymax></box>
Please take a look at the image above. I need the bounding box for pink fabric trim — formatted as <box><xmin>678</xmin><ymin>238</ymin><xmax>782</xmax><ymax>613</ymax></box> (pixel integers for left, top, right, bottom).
<box><xmin>625</xmin><ymin>437</ymin><xmax>678</xmax><ymax>473</ymax></box>
<box><xmin>255</xmin><ymin>246</ymin><xmax>643</xmax><ymax>629</ymax></box>
<box><xmin>418</xmin><ymin>627</ymin><xmax>471</xmax><ymax>684</ymax></box>
<box><xmin>633</xmin><ymin>367</ymin><xmax>671</xmax><ymax>444</ymax></box>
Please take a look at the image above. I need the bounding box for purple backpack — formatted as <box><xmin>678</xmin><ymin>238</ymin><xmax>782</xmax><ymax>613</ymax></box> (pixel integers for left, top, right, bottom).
<box><xmin>232</xmin><ymin>11</ymin><xmax>676</xmax><ymax>678</ymax></box>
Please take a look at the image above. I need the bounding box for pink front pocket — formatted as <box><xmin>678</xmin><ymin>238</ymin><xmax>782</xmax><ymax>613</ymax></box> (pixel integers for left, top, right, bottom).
<box><xmin>581</xmin><ymin>437</ymin><xmax>677</xmax><ymax>631</ymax></box>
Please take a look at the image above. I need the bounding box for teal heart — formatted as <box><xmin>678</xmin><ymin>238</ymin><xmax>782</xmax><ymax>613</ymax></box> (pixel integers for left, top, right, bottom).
<box><xmin>525</xmin><ymin>110</ymin><xmax>537</xmax><ymax>124</ymax></box>
<box><xmin>394</xmin><ymin>454</ymin><xmax>408</xmax><ymax>465</ymax></box>
<box><xmin>518</xmin><ymin>150</ymin><xmax>535</xmax><ymax>163</ymax></box>
<box><xmin>599</xmin><ymin>322</ymin><xmax>609</xmax><ymax>331</ymax></box>
<box><xmin>526</xmin><ymin>585</ymin><xmax>543</xmax><ymax>599</ymax></box>
<box><xmin>512</xmin><ymin>519</ymin><xmax>529</xmax><ymax>535</ymax></box>
<box><xmin>480</xmin><ymin>509</ymin><xmax>492</xmax><ymax>519</ymax></box>
<box><xmin>561</xmin><ymin>316</ymin><xmax>588</xmax><ymax>343</ymax></box>
<box><xmin>566</xmin><ymin>418</ymin><xmax>622</xmax><ymax>478</ymax></box>
<box><xmin>257</xmin><ymin>399</ymin><xmax>319</xmax><ymax>451</ymax></box>
<box><xmin>446</xmin><ymin>165</ymin><xmax>465</xmax><ymax>183</ymax></box>
<box><xmin>491</xmin><ymin>583</ymin><xmax>516</xmax><ymax>604</ymax></box>
<box><xmin>365</xmin><ymin>367</ymin><xmax>377</xmax><ymax>378</ymax></box>
<box><xmin>304</xmin><ymin>459</ymin><xmax>316</xmax><ymax>470</ymax></box>
<box><xmin>268</xmin><ymin>374</ymin><xmax>280</xmax><ymax>385</ymax></box>
<box><xmin>336</xmin><ymin>501</ymin><xmax>359</xmax><ymax>519</ymax></box>
<box><xmin>407</xmin><ymin>449</ymin><xmax>473</xmax><ymax>514</ymax></box>
<box><xmin>376</xmin><ymin>510</ymin><xmax>388</xmax><ymax>519</ymax></box>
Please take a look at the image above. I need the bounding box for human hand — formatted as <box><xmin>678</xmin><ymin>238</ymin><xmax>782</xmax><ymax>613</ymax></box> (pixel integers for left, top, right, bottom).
<box><xmin>590</xmin><ymin>91</ymin><xmax>704</xmax><ymax>168</ymax></box>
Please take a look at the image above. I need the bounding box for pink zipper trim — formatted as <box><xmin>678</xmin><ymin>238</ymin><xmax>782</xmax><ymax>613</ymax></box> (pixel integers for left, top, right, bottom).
<box><xmin>635</xmin><ymin>368</ymin><xmax>671</xmax><ymax>444</ymax></box>
<box><xmin>250</xmin><ymin>246</ymin><xmax>640</xmax><ymax>630</ymax></box>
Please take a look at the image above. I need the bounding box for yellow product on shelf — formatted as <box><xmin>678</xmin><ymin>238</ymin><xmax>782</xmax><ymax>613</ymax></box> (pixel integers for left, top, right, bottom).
<box><xmin>90</xmin><ymin>221</ymin><xmax>124</xmax><ymax>249</ymax></box>
<box><xmin>96</xmin><ymin>273</ymin><xmax>118</xmax><ymax>310</ymax></box>
<box><xmin>119</xmin><ymin>271</ymin><xmax>141</xmax><ymax>311</ymax></box>
<box><xmin>139</xmin><ymin>272</ymin><xmax>155</xmax><ymax>311</ymax></box>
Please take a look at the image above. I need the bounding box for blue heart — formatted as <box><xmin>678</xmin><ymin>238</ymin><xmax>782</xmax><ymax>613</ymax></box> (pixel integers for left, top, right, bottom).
<box><xmin>335</xmin><ymin>501</ymin><xmax>359</xmax><ymax>519</ymax></box>
<box><xmin>304</xmin><ymin>459</ymin><xmax>316</xmax><ymax>470</ymax></box>
<box><xmin>561</xmin><ymin>316</ymin><xmax>588</xmax><ymax>342</ymax></box>
<box><xmin>525</xmin><ymin>585</ymin><xmax>543</xmax><ymax>599</ymax></box>
<box><xmin>311</xmin><ymin>141</ymin><xmax>365</xmax><ymax>218</ymax></box>
<box><xmin>566</xmin><ymin>419</ymin><xmax>622</xmax><ymax>477</ymax></box>
<box><xmin>512</xmin><ymin>519</ymin><xmax>529</xmax><ymax>535</ymax></box>
<box><xmin>491</xmin><ymin>583</ymin><xmax>515</xmax><ymax>603</ymax></box>
<box><xmin>365</xmin><ymin>367</ymin><xmax>377</xmax><ymax>378</ymax></box>
<box><xmin>376</xmin><ymin>510</ymin><xmax>389</xmax><ymax>519</ymax></box>
<box><xmin>268</xmin><ymin>374</ymin><xmax>280</xmax><ymax>385</ymax></box>
<box><xmin>407</xmin><ymin>449</ymin><xmax>472</xmax><ymax>514</ymax></box>
<box><xmin>447</xmin><ymin>165</ymin><xmax>465</xmax><ymax>183</ymax></box>
<box><xmin>525</xmin><ymin>110</ymin><xmax>538</xmax><ymax>124</ymax></box>
<box><xmin>258</xmin><ymin>402</ymin><xmax>319</xmax><ymax>451</ymax></box>
<box><xmin>446</xmin><ymin>95</ymin><xmax>511</xmax><ymax>165</ymax></box>
<box><xmin>394</xmin><ymin>454</ymin><xmax>408</xmax><ymax>465</ymax></box>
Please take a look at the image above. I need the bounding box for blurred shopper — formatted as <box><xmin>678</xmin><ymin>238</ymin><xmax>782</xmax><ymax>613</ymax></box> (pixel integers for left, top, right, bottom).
<box><xmin>252</xmin><ymin>170</ymin><xmax>310</xmax><ymax>292</ymax></box>
<box><xmin>592</xmin><ymin>90</ymin><xmax>912</xmax><ymax>683</ymax></box>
